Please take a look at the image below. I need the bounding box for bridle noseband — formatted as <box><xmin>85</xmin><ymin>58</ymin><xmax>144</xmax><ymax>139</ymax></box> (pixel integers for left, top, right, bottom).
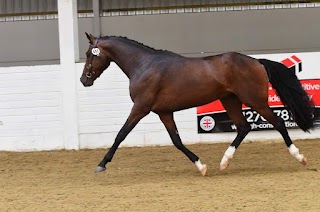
<box><xmin>86</xmin><ymin>39</ymin><xmax>99</xmax><ymax>78</ymax></box>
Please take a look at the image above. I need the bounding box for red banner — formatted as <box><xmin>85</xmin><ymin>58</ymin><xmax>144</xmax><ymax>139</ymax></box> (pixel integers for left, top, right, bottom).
<box><xmin>197</xmin><ymin>79</ymin><xmax>320</xmax><ymax>115</ymax></box>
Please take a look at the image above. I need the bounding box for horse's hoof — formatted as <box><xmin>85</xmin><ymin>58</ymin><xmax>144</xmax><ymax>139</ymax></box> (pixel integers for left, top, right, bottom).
<box><xmin>200</xmin><ymin>164</ymin><xmax>207</xmax><ymax>176</ymax></box>
<box><xmin>95</xmin><ymin>166</ymin><xmax>106</xmax><ymax>173</ymax></box>
<box><xmin>219</xmin><ymin>163</ymin><xmax>229</xmax><ymax>171</ymax></box>
<box><xmin>300</xmin><ymin>155</ymin><xmax>307</xmax><ymax>166</ymax></box>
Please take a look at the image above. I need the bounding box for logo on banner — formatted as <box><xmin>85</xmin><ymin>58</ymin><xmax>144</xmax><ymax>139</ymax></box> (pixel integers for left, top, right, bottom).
<box><xmin>281</xmin><ymin>55</ymin><xmax>302</xmax><ymax>75</ymax></box>
<box><xmin>200</xmin><ymin>116</ymin><xmax>215</xmax><ymax>131</ymax></box>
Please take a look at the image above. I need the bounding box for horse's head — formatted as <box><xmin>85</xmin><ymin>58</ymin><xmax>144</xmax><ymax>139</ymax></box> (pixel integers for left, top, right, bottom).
<box><xmin>80</xmin><ymin>33</ymin><xmax>112</xmax><ymax>87</ymax></box>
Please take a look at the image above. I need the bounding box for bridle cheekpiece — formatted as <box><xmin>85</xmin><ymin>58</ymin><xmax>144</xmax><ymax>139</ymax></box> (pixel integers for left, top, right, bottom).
<box><xmin>86</xmin><ymin>38</ymin><xmax>100</xmax><ymax>78</ymax></box>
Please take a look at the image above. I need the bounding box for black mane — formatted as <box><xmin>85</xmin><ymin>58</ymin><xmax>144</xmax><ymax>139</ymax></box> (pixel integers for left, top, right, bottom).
<box><xmin>100</xmin><ymin>35</ymin><xmax>176</xmax><ymax>55</ymax></box>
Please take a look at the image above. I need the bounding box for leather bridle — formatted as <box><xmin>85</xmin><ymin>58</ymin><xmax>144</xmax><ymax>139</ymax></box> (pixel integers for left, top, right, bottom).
<box><xmin>85</xmin><ymin>38</ymin><xmax>99</xmax><ymax>78</ymax></box>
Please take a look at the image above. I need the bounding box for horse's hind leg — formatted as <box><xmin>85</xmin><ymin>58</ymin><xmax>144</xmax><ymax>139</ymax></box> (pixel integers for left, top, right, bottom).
<box><xmin>159</xmin><ymin>112</ymin><xmax>207</xmax><ymax>176</ymax></box>
<box><xmin>253</xmin><ymin>105</ymin><xmax>307</xmax><ymax>165</ymax></box>
<box><xmin>219</xmin><ymin>94</ymin><xmax>251</xmax><ymax>171</ymax></box>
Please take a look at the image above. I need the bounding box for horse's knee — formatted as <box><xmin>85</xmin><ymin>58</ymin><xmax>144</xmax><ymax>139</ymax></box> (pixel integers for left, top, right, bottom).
<box><xmin>115</xmin><ymin>132</ymin><xmax>127</xmax><ymax>143</ymax></box>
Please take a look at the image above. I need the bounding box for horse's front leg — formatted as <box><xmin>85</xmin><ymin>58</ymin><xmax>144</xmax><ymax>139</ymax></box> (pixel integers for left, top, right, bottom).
<box><xmin>159</xmin><ymin>113</ymin><xmax>207</xmax><ymax>176</ymax></box>
<box><xmin>95</xmin><ymin>105</ymin><xmax>149</xmax><ymax>172</ymax></box>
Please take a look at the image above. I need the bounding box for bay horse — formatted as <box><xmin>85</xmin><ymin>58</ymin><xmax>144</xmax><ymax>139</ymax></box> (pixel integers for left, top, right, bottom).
<box><xmin>81</xmin><ymin>33</ymin><xmax>315</xmax><ymax>176</ymax></box>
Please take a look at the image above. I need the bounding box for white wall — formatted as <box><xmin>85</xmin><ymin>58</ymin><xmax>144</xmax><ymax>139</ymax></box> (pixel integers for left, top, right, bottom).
<box><xmin>0</xmin><ymin>65</ymin><xmax>64</xmax><ymax>151</ymax></box>
<box><xmin>0</xmin><ymin>52</ymin><xmax>320</xmax><ymax>151</ymax></box>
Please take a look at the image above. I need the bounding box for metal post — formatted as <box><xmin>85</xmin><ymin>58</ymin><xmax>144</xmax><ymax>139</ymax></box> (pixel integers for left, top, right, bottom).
<box><xmin>93</xmin><ymin>0</ymin><xmax>101</xmax><ymax>36</ymax></box>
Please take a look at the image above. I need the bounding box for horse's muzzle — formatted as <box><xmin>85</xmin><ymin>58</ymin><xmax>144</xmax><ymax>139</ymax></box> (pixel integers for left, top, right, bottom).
<box><xmin>80</xmin><ymin>75</ymin><xmax>94</xmax><ymax>87</ymax></box>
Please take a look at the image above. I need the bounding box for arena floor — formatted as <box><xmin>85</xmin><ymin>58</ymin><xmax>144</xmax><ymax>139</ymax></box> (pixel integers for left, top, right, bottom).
<box><xmin>0</xmin><ymin>139</ymin><xmax>319</xmax><ymax>211</ymax></box>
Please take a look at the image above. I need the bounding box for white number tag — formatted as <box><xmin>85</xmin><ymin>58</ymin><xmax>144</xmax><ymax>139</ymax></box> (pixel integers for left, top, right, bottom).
<box><xmin>92</xmin><ymin>48</ymin><xmax>100</xmax><ymax>56</ymax></box>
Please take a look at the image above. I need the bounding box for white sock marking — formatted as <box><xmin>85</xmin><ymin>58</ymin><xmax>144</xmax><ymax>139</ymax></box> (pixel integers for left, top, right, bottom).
<box><xmin>289</xmin><ymin>144</ymin><xmax>304</xmax><ymax>162</ymax></box>
<box><xmin>220</xmin><ymin>146</ymin><xmax>236</xmax><ymax>166</ymax></box>
<box><xmin>195</xmin><ymin>160</ymin><xmax>204</xmax><ymax>171</ymax></box>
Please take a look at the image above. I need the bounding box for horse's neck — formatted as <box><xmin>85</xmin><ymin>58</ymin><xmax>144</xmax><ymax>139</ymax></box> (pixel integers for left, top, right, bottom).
<box><xmin>108</xmin><ymin>39</ymin><xmax>152</xmax><ymax>79</ymax></box>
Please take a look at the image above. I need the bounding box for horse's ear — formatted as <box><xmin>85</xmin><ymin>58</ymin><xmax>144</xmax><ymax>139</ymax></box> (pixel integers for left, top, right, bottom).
<box><xmin>85</xmin><ymin>32</ymin><xmax>95</xmax><ymax>44</ymax></box>
<box><xmin>85</xmin><ymin>32</ymin><xmax>90</xmax><ymax>41</ymax></box>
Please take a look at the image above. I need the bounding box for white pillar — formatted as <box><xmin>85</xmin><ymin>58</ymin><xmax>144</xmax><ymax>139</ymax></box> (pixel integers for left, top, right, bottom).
<box><xmin>58</xmin><ymin>0</ymin><xmax>80</xmax><ymax>149</ymax></box>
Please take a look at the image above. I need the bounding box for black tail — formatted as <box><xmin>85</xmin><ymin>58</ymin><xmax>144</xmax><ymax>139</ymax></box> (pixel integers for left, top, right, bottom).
<box><xmin>258</xmin><ymin>59</ymin><xmax>315</xmax><ymax>132</ymax></box>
